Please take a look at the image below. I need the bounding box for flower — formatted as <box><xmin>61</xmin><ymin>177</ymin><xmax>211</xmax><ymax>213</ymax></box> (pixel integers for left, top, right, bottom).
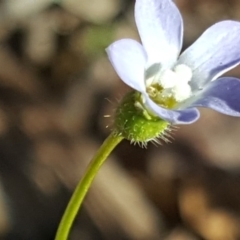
<box><xmin>106</xmin><ymin>0</ymin><xmax>240</xmax><ymax>124</ymax></box>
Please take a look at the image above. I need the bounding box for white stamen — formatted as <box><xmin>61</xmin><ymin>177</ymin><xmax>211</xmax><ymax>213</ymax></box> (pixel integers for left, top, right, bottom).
<box><xmin>173</xmin><ymin>83</ymin><xmax>192</xmax><ymax>102</ymax></box>
<box><xmin>161</xmin><ymin>88</ymin><xmax>173</xmax><ymax>98</ymax></box>
<box><xmin>158</xmin><ymin>69</ymin><xmax>177</xmax><ymax>88</ymax></box>
<box><xmin>172</xmin><ymin>64</ymin><xmax>192</xmax><ymax>101</ymax></box>
<box><xmin>145</xmin><ymin>63</ymin><xmax>193</xmax><ymax>106</ymax></box>
<box><xmin>174</xmin><ymin>64</ymin><xmax>192</xmax><ymax>83</ymax></box>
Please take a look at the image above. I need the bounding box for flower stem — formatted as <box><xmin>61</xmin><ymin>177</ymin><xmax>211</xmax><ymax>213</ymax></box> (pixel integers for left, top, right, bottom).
<box><xmin>55</xmin><ymin>132</ymin><xmax>123</xmax><ymax>240</ymax></box>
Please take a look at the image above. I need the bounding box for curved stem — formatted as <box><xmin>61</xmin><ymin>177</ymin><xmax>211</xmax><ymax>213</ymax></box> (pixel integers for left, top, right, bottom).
<box><xmin>55</xmin><ymin>132</ymin><xmax>123</xmax><ymax>240</ymax></box>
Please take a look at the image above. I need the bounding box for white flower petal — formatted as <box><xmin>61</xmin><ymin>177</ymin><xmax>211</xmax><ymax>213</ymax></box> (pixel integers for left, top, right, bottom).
<box><xmin>106</xmin><ymin>39</ymin><xmax>147</xmax><ymax>92</ymax></box>
<box><xmin>135</xmin><ymin>0</ymin><xmax>183</xmax><ymax>67</ymax></box>
<box><xmin>179</xmin><ymin>20</ymin><xmax>240</xmax><ymax>90</ymax></box>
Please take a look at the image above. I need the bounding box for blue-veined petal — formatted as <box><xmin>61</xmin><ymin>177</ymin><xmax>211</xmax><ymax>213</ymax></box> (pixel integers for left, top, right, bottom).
<box><xmin>144</xmin><ymin>94</ymin><xmax>200</xmax><ymax>124</ymax></box>
<box><xmin>135</xmin><ymin>0</ymin><xmax>183</xmax><ymax>68</ymax></box>
<box><xmin>179</xmin><ymin>21</ymin><xmax>240</xmax><ymax>90</ymax></box>
<box><xmin>188</xmin><ymin>77</ymin><xmax>240</xmax><ymax>116</ymax></box>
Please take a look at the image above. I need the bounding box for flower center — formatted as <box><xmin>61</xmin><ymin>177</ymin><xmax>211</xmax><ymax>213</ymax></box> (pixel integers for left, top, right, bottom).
<box><xmin>146</xmin><ymin>64</ymin><xmax>192</xmax><ymax>109</ymax></box>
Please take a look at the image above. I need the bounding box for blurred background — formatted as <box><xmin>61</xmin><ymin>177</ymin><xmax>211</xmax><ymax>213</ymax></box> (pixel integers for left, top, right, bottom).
<box><xmin>0</xmin><ymin>0</ymin><xmax>240</xmax><ymax>239</ymax></box>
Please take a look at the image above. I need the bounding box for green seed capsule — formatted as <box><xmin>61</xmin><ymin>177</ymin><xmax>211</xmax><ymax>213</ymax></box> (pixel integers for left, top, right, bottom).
<box><xmin>114</xmin><ymin>91</ymin><xmax>170</xmax><ymax>145</ymax></box>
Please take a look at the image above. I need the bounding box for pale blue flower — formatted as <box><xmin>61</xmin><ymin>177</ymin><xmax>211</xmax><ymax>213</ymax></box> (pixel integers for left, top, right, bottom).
<box><xmin>107</xmin><ymin>0</ymin><xmax>240</xmax><ymax>124</ymax></box>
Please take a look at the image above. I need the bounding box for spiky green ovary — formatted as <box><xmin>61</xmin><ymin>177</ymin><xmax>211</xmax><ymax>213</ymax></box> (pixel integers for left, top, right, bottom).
<box><xmin>114</xmin><ymin>91</ymin><xmax>170</xmax><ymax>144</ymax></box>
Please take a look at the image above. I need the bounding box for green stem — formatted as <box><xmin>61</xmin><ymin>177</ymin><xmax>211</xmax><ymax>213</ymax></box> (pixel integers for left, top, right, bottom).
<box><xmin>55</xmin><ymin>132</ymin><xmax>123</xmax><ymax>240</ymax></box>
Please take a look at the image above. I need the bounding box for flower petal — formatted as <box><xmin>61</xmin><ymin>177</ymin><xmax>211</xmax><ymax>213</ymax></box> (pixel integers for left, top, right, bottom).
<box><xmin>179</xmin><ymin>21</ymin><xmax>240</xmax><ymax>90</ymax></box>
<box><xmin>189</xmin><ymin>77</ymin><xmax>240</xmax><ymax>116</ymax></box>
<box><xmin>135</xmin><ymin>0</ymin><xmax>183</xmax><ymax>67</ymax></box>
<box><xmin>106</xmin><ymin>39</ymin><xmax>147</xmax><ymax>92</ymax></box>
<box><xmin>144</xmin><ymin>94</ymin><xmax>200</xmax><ymax>124</ymax></box>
